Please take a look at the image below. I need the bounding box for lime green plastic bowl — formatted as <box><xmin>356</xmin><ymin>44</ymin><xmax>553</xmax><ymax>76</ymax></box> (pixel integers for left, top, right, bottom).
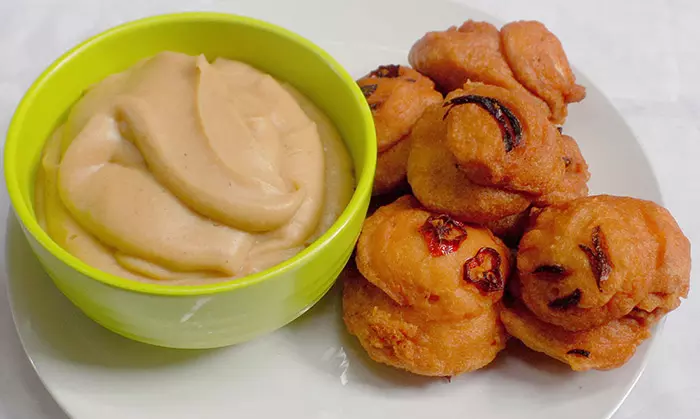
<box><xmin>4</xmin><ymin>12</ymin><xmax>376</xmax><ymax>349</ymax></box>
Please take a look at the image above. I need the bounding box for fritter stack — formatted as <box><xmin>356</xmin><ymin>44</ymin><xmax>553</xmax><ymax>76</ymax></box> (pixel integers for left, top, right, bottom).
<box><xmin>343</xmin><ymin>18</ymin><xmax>691</xmax><ymax>376</ymax></box>
<box><xmin>344</xmin><ymin>196</ymin><xmax>510</xmax><ymax>376</ymax></box>
<box><xmin>502</xmin><ymin>195</ymin><xmax>690</xmax><ymax>371</ymax></box>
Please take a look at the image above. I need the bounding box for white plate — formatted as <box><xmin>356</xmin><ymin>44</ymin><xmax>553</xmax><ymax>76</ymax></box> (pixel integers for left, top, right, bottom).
<box><xmin>5</xmin><ymin>0</ymin><xmax>664</xmax><ymax>418</ymax></box>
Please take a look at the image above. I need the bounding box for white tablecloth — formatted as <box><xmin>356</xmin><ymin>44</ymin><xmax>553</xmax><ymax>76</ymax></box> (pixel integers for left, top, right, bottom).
<box><xmin>1</xmin><ymin>1</ymin><xmax>699</xmax><ymax>418</ymax></box>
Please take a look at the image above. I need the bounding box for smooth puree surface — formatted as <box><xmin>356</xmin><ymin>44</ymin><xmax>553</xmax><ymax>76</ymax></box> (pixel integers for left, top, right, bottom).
<box><xmin>35</xmin><ymin>51</ymin><xmax>354</xmax><ymax>284</ymax></box>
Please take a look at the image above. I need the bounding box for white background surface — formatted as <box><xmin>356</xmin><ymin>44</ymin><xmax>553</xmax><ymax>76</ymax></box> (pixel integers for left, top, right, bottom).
<box><xmin>1</xmin><ymin>0</ymin><xmax>699</xmax><ymax>418</ymax></box>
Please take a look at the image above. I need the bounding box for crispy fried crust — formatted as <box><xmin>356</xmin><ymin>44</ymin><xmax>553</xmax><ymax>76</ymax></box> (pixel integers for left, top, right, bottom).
<box><xmin>501</xmin><ymin>21</ymin><xmax>586</xmax><ymax>125</ymax></box>
<box><xmin>357</xmin><ymin>65</ymin><xmax>442</xmax><ymax>152</ymax></box>
<box><xmin>518</xmin><ymin>195</ymin><xmax>690</xmax><ymax>331</ymax></box>
<box><xmin>407</xmin><ymin>105</ymin><xmax>531</xmax><ymax>223</ymax></box>
<box><xmin>408</xmin><ymin>20</ymin><xmax>545</xmax><ymax>109</ymax></box>
<box><xmin>533</xmin><ymin>134</ymin><xmax>590</xmax><ymax>206</ymax></box>
<box><xmin>408</xmin><ymin>21</ymin><xmax>517</xmax><ymax>93</ymax></box>
<box><xmin>443</xmin><ymin>84</ymin><xmax>566</xmax><ymax>195</ymax></box>
<box><xmin>343</xmin><ymin>268</ymin><xmax>507</xmax><ymax>376</ymax></box>
<box><xmin>500</xmin><ymin>301</ymin><xmax>661</xmax><ymax>371</ymax></box>
<box><xmin>355</xmin><ymin>196</ymin><xmax>511</xmax><ymax>321</ymax></box>
<box><xmin>636</xmin><ymin>203</ymin><xmax>691</xmax><ymax>312</ymax></box>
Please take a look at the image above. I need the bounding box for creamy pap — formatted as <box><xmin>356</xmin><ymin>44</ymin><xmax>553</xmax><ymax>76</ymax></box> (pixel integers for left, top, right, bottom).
<box><xmin>34</xmin><ymin>52</ymin><xmax>354</xmax><ymax>284</ymax></box>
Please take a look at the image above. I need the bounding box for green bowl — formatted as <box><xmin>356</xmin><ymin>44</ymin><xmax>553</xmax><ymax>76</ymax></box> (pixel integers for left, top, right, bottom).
<box><xmin>4</xmin><ymin>12</ymin><xmax>376</xmax><ymax>349</ymax></box>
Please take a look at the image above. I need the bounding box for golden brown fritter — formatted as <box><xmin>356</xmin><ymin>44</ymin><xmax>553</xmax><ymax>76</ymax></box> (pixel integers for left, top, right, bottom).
<box><xmin>409</xmin><ymin>21</ymin><xmax>512</xmax><ymax>93</ymax></box>
<box><xmin>408</xmin><ymin>21</ymin><xmax>542</xmax><ymax>103</ymax></box>
<box><xmin>500</xmin><ymin>301</ymin><xmax>661</xmax><ymax>371</ymax></box>
<box><xmin>355</xmin><ymin>196</ymin><xmax>511</xmax><ymax>321</ymax></box>
<box><xmin>518</xmin><ymin>195</ymin><xmax>690</xmax><ymax>331</ymax></box>
<box><xmin>406</xmin><ymin>106</ymin><xmax>531</xmax><ymax>223</ymax></box>
<box><xmin>357</xmin><ymin>65</ymin><xmax>442</xmax><ymax>152</ymax></box>
<box><xmin>373</xmin><ymin>136</ymin><xmax>412</xmax><ymax>196</ymax></box>
<box><xmin>501</xmin><ymin>21</ymin><xmax>586</xmax><ymax>125</ymax></box>
<box><xmin>533</xmin><ymin>134</ymin><xmax>590</xmax><ymax>206</ymax></box>
<box><xmin>343</xmin><ymin>268</ymin><xmax>507</xmax><ymax>376</ymax></box>
<box><xmin>443</xmin><ymin>84</ymin><xmax>566</xmax><ymax>195</ymax></box>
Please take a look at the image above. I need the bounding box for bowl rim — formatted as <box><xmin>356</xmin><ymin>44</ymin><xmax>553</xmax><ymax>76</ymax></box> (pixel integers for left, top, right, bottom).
<box><xmin>4</xmin><ymin>11</ymin><xmax>377</xmax><ymax>296</ymax></box>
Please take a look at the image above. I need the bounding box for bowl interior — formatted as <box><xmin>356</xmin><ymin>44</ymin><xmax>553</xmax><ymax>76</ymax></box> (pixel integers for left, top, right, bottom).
<box><xmin>5</xmin><ymin>12</ymin><xmax>376</xmax><ymax>295</ymax></box>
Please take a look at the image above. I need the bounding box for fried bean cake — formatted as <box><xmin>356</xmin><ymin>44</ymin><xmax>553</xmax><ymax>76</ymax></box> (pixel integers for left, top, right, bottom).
<box><xmin>443</xmin><ymin>83</ymin><xmax>566</xmax><ymax>195</ymax></box>
<box><xmin>407</xmin><ymin>88</ymin><xmax>587</xmax><ymax>224</ymax></box>
<box><xmin>409</xmin><ymin>20</ymin><xmax>585</xmax><ymax>124</ymax></box>
<box><xmin>408</xmin><ymin>21</ymin><xmax>539</xmax><ymax>101</ymax></box>
<box><xmin>518</xmin><ymin>195</ymin><xmax>690</xmax><ymax>331</ymax></box>
<box><xmin>355</xmin><ymin>196</ymin><xmax>512</xmax><ymax>321</ymax></box>
<box><xmin>501</xmin><ymin>21</ymin><xmax>586</xmax><ymax>124</ymax></box>
<box><xmin>500</xmin><ymin>300</ymin><xmax>664</xmax><ymax>371</ymax></box>
<box><xmin>343</xmin><ymin>265</ymin><xmax>507</xmax><ymax>376</ymax></box>
<box><xmin>407</xmin><ymin>105</ymin><xmax>532</xmax><ymax>224</ymax></box>
<box><xmin>357</xmin><ymin>65</ymin><xmax>442</xmax><ymax>195</ymax></box>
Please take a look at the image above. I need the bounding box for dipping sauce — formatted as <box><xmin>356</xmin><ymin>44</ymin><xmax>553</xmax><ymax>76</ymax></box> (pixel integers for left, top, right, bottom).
<box><xmin>34</xmin><ymin>52</ymin><xmax>354</xmax><ymax>284</ymax></box>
